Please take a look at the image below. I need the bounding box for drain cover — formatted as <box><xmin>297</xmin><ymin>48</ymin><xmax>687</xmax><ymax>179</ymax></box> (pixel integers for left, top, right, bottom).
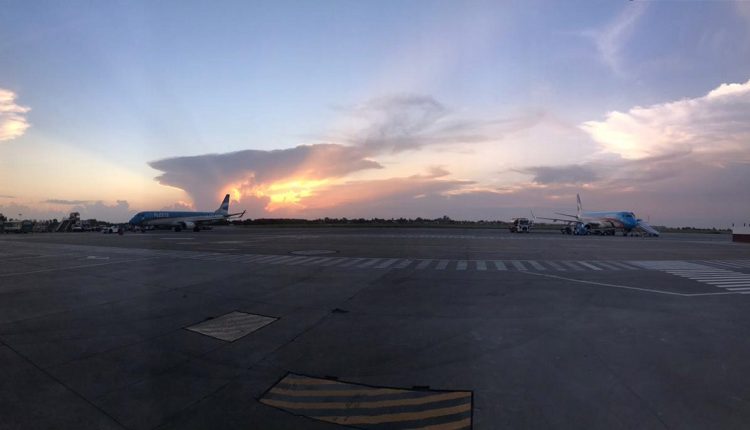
<box><xmin>290</xmin><ymin>250</ymin><xmax>337</xmax><ymax>256</ymax></box>
<box><xmin>185</xmin><ymin>311</ymin><xmax>277</xmax><ymax>342</ymax></box>
<box><xmin>260</xmin><ymin>373</ymin><xmax>472</xmax><ymax>429</ymax></box>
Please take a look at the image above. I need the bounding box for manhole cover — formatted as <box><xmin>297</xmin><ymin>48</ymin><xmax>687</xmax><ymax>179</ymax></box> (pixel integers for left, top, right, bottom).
<box><xmin>290</xmin><ymin>250</ymin><xmax>337</xmax><ymax>256</ymax></box>
<box><xmin>260</xmin><ymin>373</ymin><xmax>472</xmax><ymax>429</ymax></box>
<box><xmin>185</xmin><ymin>311</ymin><xmax>277</xmax><ymax>342</ymax></box>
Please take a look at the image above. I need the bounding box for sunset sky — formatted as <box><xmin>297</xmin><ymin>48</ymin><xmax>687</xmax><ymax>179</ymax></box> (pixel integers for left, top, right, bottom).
<box><xmin>1</xmin><ymin>1</ymin><xmax>749</xmax><ymax>227</ymax></box>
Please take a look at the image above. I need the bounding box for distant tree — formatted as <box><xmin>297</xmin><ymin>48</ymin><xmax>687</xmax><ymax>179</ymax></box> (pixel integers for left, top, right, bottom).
<box><xmin>0</xmin><ymin>213</ymin><xmax>6</xmax><ymax>223</ymax></box>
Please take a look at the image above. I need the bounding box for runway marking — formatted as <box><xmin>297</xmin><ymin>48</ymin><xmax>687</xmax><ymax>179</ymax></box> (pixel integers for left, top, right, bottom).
<box><xmin>456</xmin><ymin>260</ymin><xmax>468</xmax><ymax>271</ymax></box>
<box><xmin>260</xmin><ymin>373</ymin><xmax>472</xmax><ymax>430</ymax></box>
<box><xmin>322</xmin><ymin>257</ymin><xmax>348</xmax><ymax>267</ymax></box>
<box><xmin>562</xmin><ymin>261</ymin><xmax>583</xmax><ymax>271</ymax></box>
<box><xmin>593</xmin><ymin>262</ymin><xmax>619</xmax><ymax>270</ymax></box>
<box><xmin>476</xmin><ymin>261</ymin><xmax>487</xmax><ymax>271</ymax></box>
<box><xmin>510</xmin><ymin>261</ymin><xmax>527</xmax><ymax>271</ymax></box>
<box><xmin>546</xmin><ymin>261</ymin><xmax>565</xmax><ymax>271</ymax></box>
<box><xmin>493</xmin><ymin>261</ymin><xmax>507</xmax><ymax>271</ymax></box>
<box><xmin>376</xmin><ymin>258</ymin><xmax>400</xmax><ymax>269</ymax></box>
<box><xmin>436</xmin><ymin>260</ymin><xmax>450</xmax><ymax>270</ymax></box>
<box><xmin>526</xmin><ymin>260</ymin><xmax>545</xmax><ymax>271</ymax></box>
<box><xmin>358</xmin><ymin>258</ymin><xmax>382</xmax><ymax>268</ymax></box>
<box><xmin>0</xmin><ymin>257</ymin><xmax>151</xmax><ymax>278</ymax></box>
<box><xmin>394</xmin><ymin>259</ymin><xmax>413</xmax><ymax>269</ymax></box>
<box><xmin>520</xmin><ymin>271</ymin><xmax>738</xmax><ymax>297</ymax></box>
<box><xmin>416</xmin><ymin>260</ymin><xmax>433</xmax><ymax>270</ymax></box>
<box><xmin>645</xmin><ymin>262</ymin><xmax>750</xmax><ymax>294</ymax></box>
<box><xmin>577</xmin><ymin>261</ymin><xmax>602</xmax><ymax>271</ymax></box>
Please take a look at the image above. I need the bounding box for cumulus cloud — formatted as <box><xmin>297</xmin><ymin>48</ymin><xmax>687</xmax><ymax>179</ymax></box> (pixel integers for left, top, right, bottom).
<box><xmin>581</xmin><ymin>78</ymin><xmax>750</xmax><ymax>160</ymax></box>
<box><xmin>0</xmin><ymin>88</ymin><xmax>31</xmax><ymax>142</ymax></box>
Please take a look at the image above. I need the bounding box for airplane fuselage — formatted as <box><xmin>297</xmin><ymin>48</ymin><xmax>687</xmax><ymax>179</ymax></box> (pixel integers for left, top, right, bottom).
<box><xmin>580</xmin><ymin>211</ymin><xmax>639</xmax><ymax>231</ymax></box>
<box><xmin>128</xmin><ymin>211</ymin><xmax>223</xmax><ymax>227</ymax></box>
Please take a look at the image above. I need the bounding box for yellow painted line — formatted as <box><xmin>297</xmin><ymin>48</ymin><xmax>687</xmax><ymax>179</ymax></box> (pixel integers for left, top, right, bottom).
<box><xmin>281</xmin><ymin>377</ymin><xmax>344</xmax><ymax>386</ymax></box>
<box><xmin>270</xmin><ymin>387</ymin><xmax>405</xmax><ymax>397</ymax></box>
<box><xmin>261</xmin><ymin>391</ymin><xmax>471</xmax><ymax>410</ymax></box>
<box><xmin>416</xmin><ymin>417</ymin><xmax>472</xmax><ymax>430</ymax></box>
<box><xmin>314</xmin><ymin>402</ymin><xmax>471</xmax><ymax>425</ymax></box>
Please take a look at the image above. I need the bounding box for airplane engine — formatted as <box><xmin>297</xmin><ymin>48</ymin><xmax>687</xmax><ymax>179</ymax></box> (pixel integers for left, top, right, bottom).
<box><xmin>182</xmin><ymin>221</ymin><xmax>196</xmax><ymax>230</ymax></box>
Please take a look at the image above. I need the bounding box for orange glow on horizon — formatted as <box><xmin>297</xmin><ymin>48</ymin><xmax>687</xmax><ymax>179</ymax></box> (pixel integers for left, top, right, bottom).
<box><xmin>243</xmin><ymin>178</ymin><xmax>331</xmax><ymax>212</ymax></box>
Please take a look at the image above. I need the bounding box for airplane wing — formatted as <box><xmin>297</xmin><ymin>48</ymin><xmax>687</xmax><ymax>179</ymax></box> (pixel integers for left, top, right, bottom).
<box><xmin>636</xmin><ymin>220</ymin><xmax>660</xmax><ymax>236</ymax></box>
<box><xmin>535</xmin><ymin>216</ymin><xmax>578</xmax><ymax>224</ymax></box>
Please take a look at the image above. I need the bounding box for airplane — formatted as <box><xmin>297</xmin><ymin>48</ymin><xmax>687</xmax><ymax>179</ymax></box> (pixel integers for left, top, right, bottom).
<box><xmin>128</xmin><ymin>194</ymin><xmax>246</xmax><ymax>232</ymax></box>
<box><xmin>535</xmin><ymin>194</ymin><xmax>659</xmax><ymax>237</ymax></box>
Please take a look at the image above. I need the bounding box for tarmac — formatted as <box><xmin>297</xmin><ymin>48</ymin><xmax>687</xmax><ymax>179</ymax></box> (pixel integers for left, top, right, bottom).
<box><xmin>1</xmin><ymin>226</ymin><xmax>749</xmax><ymax>429</ymax></box>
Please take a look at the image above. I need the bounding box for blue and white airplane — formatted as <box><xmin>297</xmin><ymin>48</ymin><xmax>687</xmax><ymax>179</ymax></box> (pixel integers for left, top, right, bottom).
<box><xmin>537</xmin><ymin>194</ymin><xmax>659</xmax><ymax>236</ymax></box>
<box><xmin>128</xmin><ymin>194</ymin><xmax>245</xmax><ymax>232</ymax></box>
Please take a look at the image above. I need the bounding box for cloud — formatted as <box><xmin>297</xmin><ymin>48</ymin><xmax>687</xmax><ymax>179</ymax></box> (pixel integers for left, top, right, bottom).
<box><xmin>160</xmin><ymin>201</ymin><xmax>195</xmax><ymax>211</ymax></box>
<box><xmin>0</xmin><ymin>88</ymin><xmax>31</xmax><ymax>142</ymax></box>
<box><xmin>588</xmin><ymin>3</ymin><xmax>647</xmax><ymax>77</ymax></box>
<box><xmin>69</xmin><ymin>200</ymin><xmax>132</xmax><ymax>222</ymax></box>
<box><xmin>335</xmin><ymin>94</ymin><xmax>542</xmax><ymax>153</ymax></box>
<box><xmin>45</xmin><ymin>199</ymin><xmax>90</xmax><ymax>205</ymax></box>
<box><xmin>149</xmin><ymin>143</ymin><xmax>382</xmax><ymax>210</ymax></box>
<box><xmin>521</xmin><ymin>164</ymin><xmax>601</xmax><ymax>185</ymax></box>
<box><xmin>581</xmin><ymin>78</ymin><xmax>750</xmax><ymax>160</ymax></box>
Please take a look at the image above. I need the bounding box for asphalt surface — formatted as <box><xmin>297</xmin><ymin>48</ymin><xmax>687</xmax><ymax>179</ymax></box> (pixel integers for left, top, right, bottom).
<box><xmin>1</xmin><ymin>227</ymin><xmax>749</xmax><ymax>429</ymax></box>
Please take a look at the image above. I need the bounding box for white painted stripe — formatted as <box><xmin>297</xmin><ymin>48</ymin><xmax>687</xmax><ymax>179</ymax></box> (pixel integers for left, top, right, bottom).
<box><xmin>511</xmin><ymin>261</ymin><xmax>527</xmax><ymax>271</ymax></box>
<box><xmin>337</xmin><ymin>258</ymin><xmax>363</xmax><ymax>268</ymax></box>
<box><xmin>267</xmin><ymin>256</ymin><xmax>299</xmax><ymax>264</ymax></box>
<box><xmin>726</xmin><ymin>287</ymin><xmax>750</xmax><ymax>291</ymax></box>
<box><xmin>456</xmin><ymin>260</ymin><xmax>468</xmax><ymax>271</ymax></box>
<box><xmin>358</xmin><ymin>258</ymin><xmax>381</xmax><ymax>268</ymax></box>
<box><xmin>562</xmin><ymin>261</ymin><xmax>583</xmax><ymax>271</ymax></box>
<box><xmin>394</xmin><ymin>259</ymin><xmax>412</xmax><ymax>269</ymax></box>
<box><xmin>287</xmin><ymin>257</ymin><xmax>315</xmax><ymax>266</ymax></box>
<box><xmin>415</xmin><ymin>260</ymin><xmax>432</xmax><ymax>270</ymax></box>
<box><xmin>546</xmin><ymin>261</ymin><xmax>566</xmax><ymax>271</ymax></box>
<box><xmin>493</xmin><ymin>261</ymin><xmax>507</xmax><ymax>271</ymax></box>
<box><xmin>705</xmin><ymin>261</ymin><xmax>743</xmax><ymax>268</ymax></box>
<box><xmin>690</xmin><ymin>276</ymin><xmax>750</xmax><ymax>282</ymax></box>
<box><xmin>310</xmin><ymin>257</ymin><xmax>334</xmax><ymax>265</ymax></box>
<box><xmin>594</xmin><ymin>262</ymin><xmax>620</xmax><ymax>270</ymax></box>
<box><xmin>526</xmin><ymin>260</ymin><xmax>545</xmax><ymax>271</ymax></box>
<box><xmin>609</xmin><ymin>262</ymin><xmax>638</xmax><ymax>270</ymax></box>
<box><xmin>322</xmin><ymin>257</ymin><xmax>348</xmax><ymax>267</ymax></box>
<box><xmin>476</xmin><ymin>261</ymin><xmax>487</xmax><ymax>271</ymax></box>
<box><xmin>301</xmin><ymin>257</ymin><xmax>330</xmax><ymax>265</ymax></box>
<box><xmin>436</xmin><ymin>260</ymin><xmax>449</xmax><ymax>270</ymax></box>
<box><xmin>705</xmin><ymin>281</ymin><xmax>750</xmax><ymax>286</ymax></box>
<box><xmin>281</xmin><ymin>256</ymin><xmax>309</xmax><ymax>265</ymax></box>
<box><xmin>578</xmin><ymin>261</ymin><xmax>603</xmax><ymax>271</ymax></box>
<box><xmin>248</xmin><ymin>255</ymin><xmax>280</xmax><ymax>263</ymax></box>
<box><xmin>375</xmin><ymin>258</ymin><xmax>399</xmax><ymax>269</ymax></box>
<box><xmin>260</xmin><ymin>255</ymin><xmax>290</xmax><ymax>264</ymax></box>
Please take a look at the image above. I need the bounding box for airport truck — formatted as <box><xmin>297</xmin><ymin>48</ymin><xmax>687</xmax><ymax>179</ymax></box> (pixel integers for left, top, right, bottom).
<box><xmin>509</xmin><ymin>218</ymin><xmax>532</xmax><ymax>233</ymax></box>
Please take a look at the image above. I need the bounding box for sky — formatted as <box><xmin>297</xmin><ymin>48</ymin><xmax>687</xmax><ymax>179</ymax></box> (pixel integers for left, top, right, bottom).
<box><xmin>1</xmin><ymin>0</ymin><xmax>749</xmax><ymax>227</ymax></box>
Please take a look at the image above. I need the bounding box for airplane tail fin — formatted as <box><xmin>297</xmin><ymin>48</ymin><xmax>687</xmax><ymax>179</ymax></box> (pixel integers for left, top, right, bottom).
<box><xmin>214</xmin><ymin>194</ymin><xmax>230</xmax><ymax>215</ymax></box>
<box><xmin>576</xmin><ymin>194</ymin><xmax>583</xmax><ymax>219</ymax></box>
